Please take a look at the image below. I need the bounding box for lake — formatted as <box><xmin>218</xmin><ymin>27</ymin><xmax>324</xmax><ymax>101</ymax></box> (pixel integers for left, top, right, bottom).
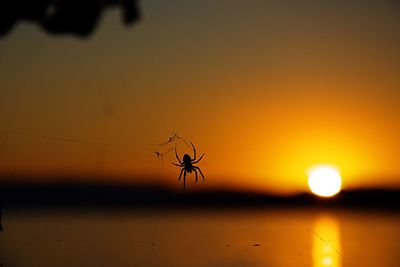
<box><xmin>1</xmin><ymin>208</ymin><xmax>399</xmax><ymax>267</ymax></box>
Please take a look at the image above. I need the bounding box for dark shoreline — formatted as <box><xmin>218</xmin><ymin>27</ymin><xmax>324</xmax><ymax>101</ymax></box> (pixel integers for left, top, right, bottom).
<box><xmin>1</xmin><ymin>181</ymin><xmax>399</xmax><ymax>212</ymax></box>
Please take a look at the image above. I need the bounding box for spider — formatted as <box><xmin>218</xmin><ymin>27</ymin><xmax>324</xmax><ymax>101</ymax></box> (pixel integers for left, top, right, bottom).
<box><xmin>173</xmin><ymin>142</ymin><xmax>205</xmax><ymax>189</ymax></box>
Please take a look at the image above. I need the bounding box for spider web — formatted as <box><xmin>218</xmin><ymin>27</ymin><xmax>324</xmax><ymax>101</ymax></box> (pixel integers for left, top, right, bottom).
<box><xmin>150</xmin><ymin>131</ymin><xmax>190</xmax><ymax>164</ymax></box>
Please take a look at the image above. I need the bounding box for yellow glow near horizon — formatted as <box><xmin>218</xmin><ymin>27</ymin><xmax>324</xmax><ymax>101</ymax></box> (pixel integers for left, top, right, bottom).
<box><xmin>308</xmin><ymin>166</ymin><xmax>342</xmax><ymax>197</ymax></box>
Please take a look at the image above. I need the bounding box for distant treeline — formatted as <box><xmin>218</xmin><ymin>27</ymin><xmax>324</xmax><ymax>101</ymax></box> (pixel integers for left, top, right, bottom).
<box><xmin>0</xmin><ymin>181</ymin><xmax>399</xmax><ymax>211</ymax></box>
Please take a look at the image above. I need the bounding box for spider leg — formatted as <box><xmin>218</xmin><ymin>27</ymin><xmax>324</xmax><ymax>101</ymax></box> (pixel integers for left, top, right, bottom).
<box><xmin>172</xmin><ymin>163</ymin><xmax>183</xmax><ymax>167</ymax></box>
<box><xmin>190</xmin><ymin>142</ymin><xmax>197</xmax><ymax>161</ymax></box>
<box><xmin>178</xmin><ymin>168</ymin><xmax>184</xmax><ymax>181</ymax></box>
<box><xmin>193</xmin><ymin>168</ymin><xmax>198</xmax><ymax>183</ymax></box>
<box><xmin>193</xmin><ymin>166</ymin><xmax>205</xmax><ymax>181</ymax></box>
<box><xmin>192</xmin><ymin>153</ymin><xmax>205</xmax><ymax>164</ymax></box>
<box><xmin>183</xmin><ymin>170</ymin><xmax>187</xmax><ymax>189</ymax></box>
<box><xmin>175</xmin><ymin>147</ymin><xmax>183</xmax><ymax>164</ymax></box>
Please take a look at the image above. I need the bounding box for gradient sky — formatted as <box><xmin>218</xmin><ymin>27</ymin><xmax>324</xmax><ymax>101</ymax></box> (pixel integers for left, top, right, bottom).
<box><xmin>1</xmin><ymin>0</ymin><xmax>400</xmax><ymax>194</ymax></box>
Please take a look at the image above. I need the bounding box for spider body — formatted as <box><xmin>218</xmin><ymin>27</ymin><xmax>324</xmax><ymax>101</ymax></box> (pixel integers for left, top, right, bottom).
<box><xmin>173</xmin><ymin>143</ymin><xmax>205</xmax><ymax>189</ymax></box>
<box><xmin>182</xmin><ymin>154</ymin><xmax>192</xmax><ymax>166</ymax></box>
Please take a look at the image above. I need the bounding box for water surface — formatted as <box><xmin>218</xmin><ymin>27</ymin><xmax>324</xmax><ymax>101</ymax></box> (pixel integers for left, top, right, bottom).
<box><xmin>1</xmin><ymin>208</ymin><xmax>398</xmax><ymax>267</ymax></box>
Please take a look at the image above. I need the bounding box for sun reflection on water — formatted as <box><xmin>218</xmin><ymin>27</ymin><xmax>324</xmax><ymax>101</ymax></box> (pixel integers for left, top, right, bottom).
<box><xmin>312</xmin><ymin>215</ymin><xmax>342</xmax><ymax>267</ymax></box>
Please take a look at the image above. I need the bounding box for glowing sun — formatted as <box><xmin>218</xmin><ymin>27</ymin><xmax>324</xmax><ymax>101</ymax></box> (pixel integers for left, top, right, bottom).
<box><xmin>308</xmin><ymin>166</ymin><xmax>342</xmax><ymax>197</ymax></box>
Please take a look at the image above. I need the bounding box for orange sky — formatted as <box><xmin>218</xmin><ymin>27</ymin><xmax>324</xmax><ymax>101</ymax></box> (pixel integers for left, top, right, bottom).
<box><xmin>0</xmin><ymin>1</ymin><xmax>400</xmax><ymax>194</ymax></box>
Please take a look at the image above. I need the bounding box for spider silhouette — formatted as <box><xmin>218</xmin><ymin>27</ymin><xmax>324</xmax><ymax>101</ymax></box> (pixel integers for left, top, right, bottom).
<box><xmin>173</xmin><ymin>142</ymin><xmax>205</xmax><ymax>189</ymax></box>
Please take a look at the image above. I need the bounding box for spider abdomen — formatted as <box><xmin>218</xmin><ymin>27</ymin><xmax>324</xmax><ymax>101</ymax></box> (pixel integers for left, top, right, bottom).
<box><xmin>183</xmin><ymin>154</ymin><xmax>192</xmax><ymax>164</ymax></box>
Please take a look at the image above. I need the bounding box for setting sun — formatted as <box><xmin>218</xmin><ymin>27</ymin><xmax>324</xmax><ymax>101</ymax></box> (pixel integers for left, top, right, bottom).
<box><xmin>308</xmin><ymin>166</ymin><xmax>342</xmax><ymax>197</ymax></box>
